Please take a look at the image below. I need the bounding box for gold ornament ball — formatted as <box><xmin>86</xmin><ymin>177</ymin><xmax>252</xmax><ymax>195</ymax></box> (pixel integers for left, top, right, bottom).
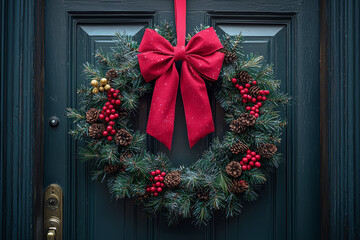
<box><xmin>92</xmin><ymin>87</ymin><xmax>99</xmax><ymax>94</ymax></box>
<box><xmin>100</xmin><ymin>78</ymin><xmax>108</xmax><ymax>86</ymax></box>
<box><xmin>90</xmin><ymin>79</ymin><xmax>99</xmax><ymax>87</ymax></box>
<box><xmin>104</xmin><ymin>84</ymin><xmax>111</xmax><ymax>91</ymax></box>
<box><xmin>99</xmin><ymin>86</ymin><xmax>104</xmax><ymax>92</ymax></box>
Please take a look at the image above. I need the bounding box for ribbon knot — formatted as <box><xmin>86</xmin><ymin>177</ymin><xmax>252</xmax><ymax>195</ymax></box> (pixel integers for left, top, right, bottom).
<box><xmin>137</xmin><ymin>0</ymin><xmax>224</xmax><ymax>150</ymax></box>
<box><xmin>174</xmin><ymin>46</ymin><xmax>186</xmax><ymax>61</ymax></box>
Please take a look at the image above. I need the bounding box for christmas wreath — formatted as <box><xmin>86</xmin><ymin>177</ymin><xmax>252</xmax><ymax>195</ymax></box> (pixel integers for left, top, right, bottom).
<box><xmin>67</xmin><ymin>2</ymin><xmax>289</xmax><ymax>226</ymax></box>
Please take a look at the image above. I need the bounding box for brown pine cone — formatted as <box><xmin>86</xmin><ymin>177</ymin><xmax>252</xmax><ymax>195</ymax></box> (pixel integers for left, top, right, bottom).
<box><xmin>248</xmin><ymin>85</ymin><xmax>260</xmax><ymax>97</ymax></box>
<box><xmin>230</xmin><ymin>118</ymin><xmax>246</xmax><ymax>134</ymax></box>
<box><xmin>106</xmin><ymin>69</ymin><xmax>118</xmax><ymax>80</ymax></box>
<box><xmin>197</xmin><ymin>191</ymin><xmax>210</xmax><ymax>201</ymax></box>
<box><xmin>230</xmin><ymin>141</ymin><xmax>249</xmax><ymax>154</ymax></box>
<box><xmin>104</xmin><ymin>164</ymin><xmax>120</xmax><ymax>174</ymax></box>
<box><xmin>119</xmin><ymin>153</ymin><xmax>132</xmax><ymax>162</ymax></box>
<box><xmin>137</xmin><ymin>192</ymin><xmax>150</xmax><ymax>201</ymax></box>
<box><xmin>164</xmin><ymin>170</ymin><xmax>181</xmax><ymax>189</ymax></box>
<box><xmin>231</xmin><ymin>179</ymin><xmax>249</xmax><ymax>194</ymax></box>
<box><xmin>226</xmin><ymin>161</ymin><xmax>242</xmax><ymax>178</ymax></box>
<box><xmin>118</xmin><ymin>107</ymin><xmax>128</xmax><ymax>118</ymax></box>
<box><xmin>114</xmin><ymin>129</ymin><xmax>133</xmax><ymax>146</ymax></box>
<box><xmin>237</xmin><ymin>70</ymin><xmax>253</xmax><ymax>85</ymax></box>
<box><xmin>238</xmin><ymin>113</ymin><xmax>256</xmax><ymax>127</ymax></box>
<box><xmin>88</xmin><ymin>123</ymin><xmax>106</xmax><ymax>139</ymax></box>
<box><xmin>258</xmin><ymin>143</ymin><xmax>277</xmax><ymax>158</ymax></box>
<box><xmin>86</xmin><ymin>108</ymin><xmax>100</xmax><ymax>124</ymax></box>
<box><xmin>219</xmin><ymin>49</ymin><xmax>237</xmax><ymax>64</ymax></box>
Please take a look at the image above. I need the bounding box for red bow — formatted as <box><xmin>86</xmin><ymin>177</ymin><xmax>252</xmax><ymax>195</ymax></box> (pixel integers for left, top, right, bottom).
<box><xmin>137</xmin><ymin>0</ymin><xmax>224</xmax><ymax>150</ymax></box>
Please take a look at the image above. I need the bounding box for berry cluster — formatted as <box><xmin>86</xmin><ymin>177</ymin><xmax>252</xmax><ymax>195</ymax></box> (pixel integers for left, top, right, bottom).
<box><xmin>146</xmin><ymin>170</ymin><xmax>167</xmax><ymax>197</ymax></box>
<box><xmin>231</xmin><ymin>78</ymin><xmax>270</xmax><ymax>118</ymax></box>
<box><xmin>240</xmin><ymin>149</ymin><xmax>262</xmax><ymax>171</ymax></box>
<box><xmin>98</xmin><ymin>88</ymin><xmax>122</xmax><ymax>141</ymax></box>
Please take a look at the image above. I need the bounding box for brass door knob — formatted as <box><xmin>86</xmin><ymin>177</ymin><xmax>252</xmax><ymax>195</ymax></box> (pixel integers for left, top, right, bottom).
<box><xmin>47</xmin><ymin>227</ymin><xmax>56</xmax><ymax>240</ymax></box>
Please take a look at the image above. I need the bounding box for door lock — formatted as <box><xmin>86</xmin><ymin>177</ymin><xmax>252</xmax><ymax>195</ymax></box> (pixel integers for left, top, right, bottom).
<box><xmin>44</xmin><ymin>184</ymin><xmax>63</xmax><ymax>240</ymax></box>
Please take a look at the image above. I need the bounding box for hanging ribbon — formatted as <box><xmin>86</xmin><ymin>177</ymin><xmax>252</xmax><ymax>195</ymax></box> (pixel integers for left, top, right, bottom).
<box><xmin>137</xmin><ymin>0</ymin><xmax>224</xmax><ymax>150</ymax></box>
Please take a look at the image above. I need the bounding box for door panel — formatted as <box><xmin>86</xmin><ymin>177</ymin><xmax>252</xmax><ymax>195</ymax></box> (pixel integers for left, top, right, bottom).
<box><xmin>44</xmin><ymin>1</ymin><xmax>319</xmax><ymax>239</ymax></box>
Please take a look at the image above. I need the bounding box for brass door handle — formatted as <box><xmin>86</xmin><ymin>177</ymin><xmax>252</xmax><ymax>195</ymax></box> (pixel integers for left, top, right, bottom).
<box><xmin>44</xmin><ymin>184</ymin><xmax>63</xmax><ymax>240</ymax></box>
<box><xmin>47</xmin><ymin>227</ymin><xmax>56</xmax><ymax>240</ymax></box>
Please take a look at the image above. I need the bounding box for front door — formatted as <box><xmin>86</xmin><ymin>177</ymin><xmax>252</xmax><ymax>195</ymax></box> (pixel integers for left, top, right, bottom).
<box><xmin>44</xmin><ymin>0</ymin><xmax>320</xmax><ymax>239</ymax></box>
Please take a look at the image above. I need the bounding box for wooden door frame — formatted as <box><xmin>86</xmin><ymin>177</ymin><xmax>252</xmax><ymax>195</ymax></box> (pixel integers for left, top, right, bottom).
<box><xmin>1</xmin><ymin>0</ymin><xmax>359</xmax><ymax>239</ymax></box>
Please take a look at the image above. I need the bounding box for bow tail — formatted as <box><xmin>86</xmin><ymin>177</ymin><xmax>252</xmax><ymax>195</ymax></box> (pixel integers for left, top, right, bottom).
<box><xmin>146</xmin><ymin>64</ymin><xmax>179</xmax><ymax>150</ymax></box>
<box><xmin>180</xmin><ymin>62</ymin><xmax>215</xmax><ymax>148</ymax></box>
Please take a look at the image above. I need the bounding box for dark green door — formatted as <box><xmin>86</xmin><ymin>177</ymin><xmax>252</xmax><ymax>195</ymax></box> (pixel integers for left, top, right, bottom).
<box><xmin>44</xmin><ymin>0</ymin><xmax>320</xmax><ymax>239</ymax></box>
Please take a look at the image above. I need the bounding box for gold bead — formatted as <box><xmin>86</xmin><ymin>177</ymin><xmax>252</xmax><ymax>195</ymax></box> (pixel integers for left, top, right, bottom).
<box><xmin>92</xmin><ymin>87</ymin><xmax>99</xmax><ymax>94</ymax></box>
<box><xmin>104</xmin><ymin>84</ymin><xmax>111</xmax><ymax>91</ymax></box>
<box><xmin>100</xmin><ymin>78</ymin><xmax>107</xmax><ymax>86</ymax></box>
<box><xmin>90</xmin><ymin>79</ymin><xmax>99</xmax><ymax>87</ymax></box>
<box><xmin>99</xmin><ymin>86</ymin><xmax>104</xmax><ymax>92</ymax></box>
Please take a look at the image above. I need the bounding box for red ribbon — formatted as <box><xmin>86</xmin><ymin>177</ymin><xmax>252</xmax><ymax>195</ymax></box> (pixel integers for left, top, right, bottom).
<box><xmin>137</xmin><ymin>0</ymin><xmax>224</xmax><ymax>149</ymax></box>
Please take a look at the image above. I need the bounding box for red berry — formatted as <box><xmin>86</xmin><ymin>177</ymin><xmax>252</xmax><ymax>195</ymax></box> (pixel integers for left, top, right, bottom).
<box><xmin>110</xmin><ymin>88</ymin><xmax>115</xmax><ymax>93</ymax></box>
<box><xmin>246</xmin><ymin>154</ymin><xmax>252</xmax><ymax>159</ymax></box>
<box><xmin>249</xmin><ymin>161</ymin><xmax>254</xmax><ymax>166</ymax></box>
<box><xmin>154</xmin><ymin>192</ymin><xmax>158</xmax><ymax>196</ymax></box>
<box><xmin>103</xmin><ymin>106</ymin><xmax>107</xmax><ymax>111</ymax></box>
<box><xmin>111</xmin><ymin>129</ymin><xmax>116</xmax><ymax>135</ymax></box>
<box><xmin>235</xmin><ymin>84</ymin><xmax>240</xmax><ymax>89</ymax></box>
<box><xmin>231</xmin><ymin>78</ymin><xmax>237</xmax><ymax>84</ymax></box>
<box><xmin>110</xmin><ymin>115</ymin><xmax>115</xmax><ymax>120</ymax></box>
<box><xmin>242</xmin><ymin>165</ymin><xmax>247</xmax><ymax>170</ymax></box>
<box><xmin>251</xmin><ymin>157</ymin><xmax>257</xmax><ymax>161</ymax></box>
<box><xmin>239</xmin><ymin>85</ymin><xmax>244</xmax><ymax>90</ymax></box>
<box><xmin>262</xmin><ymin>96</ymin><xmax>267</xmax><ymax>101</ymax></box>
<box><xmin>247</xmin><ymin>95</ymin><xmax>252</xmax><ymax>100</ymax></box>
<box><xmin>247</xmin><ymin>150</ymin><xmax>251</xmax><ymax>154</ymax></box>
<box><xmin>115</xmin><ymin>89</ymin><xmax>120</xmax><ymax>93</ymax></box>
<box><xmin>240</xmin><ymin>161</ymin><xmax>244</xmax><ymax>165</ymax></box>
<box><xmin>99</xmin><ymin>114</ymin><xmax>105</xmax><ymax>120</ymax></box>
<box><xmin>255</xmin><ymin>162</ymin><xmax>261</xmax><ymax>168</ymax></box>
<box><xmin>106</xmin><ymin>126</ymin><xmax>112</xmax><ymax>131</ymax></box>
<box><xmin>159</xmin><ymin>176</ymin><xmax>164</xmax><ymax>182</ymax></box>
<box><xmin>146</xmin><ymin>188</ymin><xmax>150</xmax><ymax>192</ymax></box>
<box><xmin>107</xmin><ymin>136</ymin><xmax>113</xmax><ymax>141</ymax></box>
<box><xmin>243</xmin><ymin>158</ymin><xmax>248</xmax><ymax>163</ymax></box>
<box><xmin>242</xmin><ymin>99</ymin><xmax>247</xmax><ymax>103</ymax></box>
<box><xmin>251</xmin><ymin>151</ymin><xmax>256</xmax><ymax>156</ymax></box>
<box><xmin>244</xmin><ymin>88</ymin><xmax>249</xmax><ymax>93</ymax></box>
<box><xmin>115</xmin><ymin>99</ymin><xmax>121</xmax><ymax>105</ymax></box>
<box><xmin>252</xmin><ymin>98</ymin><xmax>257</xmax><ymax>103</ymax></box>
<box><xmin>157</xmin><ymin>187</ymin><xmax>162</xmax><ymax>192</ymax></box>
<box><xmin>259</xmin><ymin>90</ymin><xmax>264</xmax><ymax>95</ymax></box>
<box><xmin>113</xmin><ymin>93</ymin><xmax>118</xmax><ymax>98</ymax></box>
<box><xmin>161</xmin><ymin>172</ymin><xmax>166</xmax><ymax>177</ymax></box>
<box><xmin>252</xmin><ymin>81</ymin><xmax>257</xmax><ymax>85</ymax></box>
<box><xmin>256</xmin><ymin>155</ymin><xmax>261</xmax><ymax>160</ymax></box>
<box><xmin>154</xmin><ymin>176</ymin><xmax>159</xmax><ymax>181</ymax></box>
<box><xmin>105</xmin><ymin>102</ymin><xmax>110</xmax><ymax>106</ymax></box>
<box><xmin>255</xmin><ymin>113</ymin><xmax>259</xmax><ymax>117</ymax></box>
<box><xmin>105</xmin><ymin>117</ymin><xmax>110</xmax><ymax>122</ymax></box>
<box><xmin>245</xmin><ymin>83</ymin><xmax>251</xmax><ymax>88</ymax></box>
<box><xmin>114</xmin><ymin>113</ymin><xmax>119</xmax><ymax>118</ymax></box>
<box><xmin>160</xmin><ymin>183</ymin><xmax>165</xmax><ymax>187</ymax></box>
<box><xmin>103</xmin><ymin>131</ymin><xmax>108</xmax><ymax>136</ymax></box>
<box><xmin>247</xmin><ymin>165</ymin><xmax>252</xmax><ymax>170</ymax></box>
<box><xmin>264</xmin><ymin>90</ymin><xmax>270</xmax><ymax>95</ymax></box>
<box><xmin>108</xmin><ymin>105</ymin><xmax>114</xmax><ymax>109</ymax></box>
<box><xmin>109</xmin><ymin>121</ymin><xmax>115</xmax><ymax>126</ymax></box>
<box><xmin>257</xmin><ymin>96</ymin><xmax>262</xmax><ymax>101</ymax></box>
<box><xmin>246</xmin><ymin>106</ymin><xmax>251</xmax><ymax>111</ymax></box>
<box><xmin>156</xmin><ymin>182</ymin><xmax>161</xmax><ymax>187</ymax></box>
<box><xmin>111</xmin><ymin>99</ymin><xmax>116</xmax><ymax>104</ymax></box>
<box><xmin>240</xmin><ymin>90</ymin><xmax>245</xmax><ymax>95</ymax></box>
<box><xmin>257</xmin><ymin>102</ymin><xmax>262</xmax><ymax>107</ymax></box>
<box><xmin>106</xmin><ymin>109</ymin><xmax>111</xmax><ymax>115</ymax></box>
<box><xmin>150</xmin><ymin>187</ymin><xmax>156</xmax><ymax>192</ymax></box>
<box><xmin>155</xmin><ymin>169</ymin><xmax>161</xmax><ymax>175</ymax></box>
<box><xmin>151</xmin><ymin>171</ymin><xmax>156</xmax><ymax>176</ymax></box>
<box><xmin>243</xmin><ymin>94</ymin><xmax>248</xmax><ymax>99</ymax></box>
<box><xmin>250</xmin><ymin>111</ymin><xmax>255</xmax><ymax>115</ymax></box>
<box><xmin>255</xmin><ymin>109</ymin><xmax>259</xmax><ymax>113</ymax></box>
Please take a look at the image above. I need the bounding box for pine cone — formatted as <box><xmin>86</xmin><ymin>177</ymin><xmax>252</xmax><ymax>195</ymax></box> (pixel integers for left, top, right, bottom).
<box><xmin>119</xmin><ymin>153</ymin><xmax>132</xmax><ymax>162</ymax></box>
<box><xmin>197</xmin><ymin>191</ymin><xmax>210</xmax><ymax>201</ymax></box>
<box><xmin>230</xmin><ymin>141</ymin><xmax>249</xmax><ymax>154</ymax></box>
<box><xmin>88</xmin><ymin>123</ymin><xmax>106</xmax><ymax>139</ymax></box>
<box><xmin>237</xmin><ymin>70</ymin><xmax>253</xmax><ymax>85</ymax></box>
<box><xmin>230</xmin><ymin>118</ymin><xmax>246</xmax><ymax>134</ymax></box>
<box><xmin>164</xmin><ymin>170</ymin><xmax>181</xmax><ymax>189</ymax></box>
<box><xmin>226</xmin><ymin>161</ymin><xmax>242</xmax><ymax>178</ymax></box>
<box><xmin>248</xmin><ymin>85</ymin><xmax>260</xmax><ymax>97</ymax></box>
<box><xmin>258</xmin><ymin>143</ymin><xmax>277</xmax><ymax>158</ymax></box>
<box><xmin>86</xmin><ymin>108</ymin><xmax>100</xmax><ymax>124</ymax></box>
<box><xmin>137</xmin><ymin>192</ymin><xmax>150</xmax><ymax>201</ymax></box>
<box><xmin>238</xmin><ymin>113</ymin><xmax>256</xmax><ymax>127</ymax></box>
<box><xmin>114</xmin><ymin>129</ymin><xmax>133</xmax><ymax>146</ymax></box>
<box><xmin>220</xmin><ymin>49</ymin><xmax>237</xmax><ymax>64</ymax></box>
<box><xmin>231</xmin><ymin>179</ymin><xmax>249</xmax><ymax>194</ymax></box>
<box><xmin>104</xmin><ymin>164</ymin><xmax>121</xmax><ymax>174</ymax></box>
<box><xmin>118</xmin><ymin>107</ymin><xmax>128</xmax><ymax>118</ymax></box>
<box><xmin>106</xmin><ymin>69</ymin><xmax>118</xmax><ymax>80</ymax></box>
